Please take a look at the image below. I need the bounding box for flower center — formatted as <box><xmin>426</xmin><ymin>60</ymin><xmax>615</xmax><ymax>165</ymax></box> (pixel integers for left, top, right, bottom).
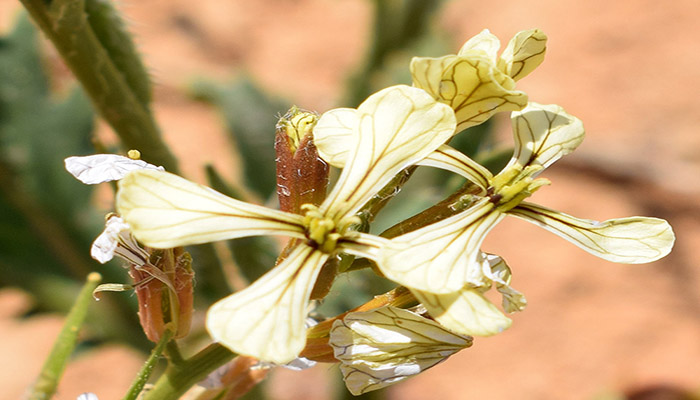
<box><xmin>487</xmin><ymin>164</ymin><xmax>549</xmax><ymax>212</ymax></box>
<box><xmin>301</xmin><ymin>204</ymin><xmax>360</xmax><ymax>253</ymax></box>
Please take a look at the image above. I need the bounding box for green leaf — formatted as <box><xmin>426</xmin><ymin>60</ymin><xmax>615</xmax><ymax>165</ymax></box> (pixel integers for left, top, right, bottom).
<box><xmin>19</xmin><ymin>0</ymin><xmax>179</xmax><ymax>171</ymax></box>
<box><xmin>29</xmin><ymin>272</ymin><xmax>102</xmax><ymax>400</ymax></box>
<box><xmin>84</xmin><ymin>0</ymin><xmax>152</xmax><ymax>108</ymax></box>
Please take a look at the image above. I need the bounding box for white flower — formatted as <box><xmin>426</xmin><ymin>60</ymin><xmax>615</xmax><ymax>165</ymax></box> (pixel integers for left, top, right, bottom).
<box><xmin>329</xmin><ymin>306</ymin><xmax>472</xmax><ymax>395</ymax></box>
<box><xmin>377</xmin><ymin>103</ymin><xmax>675</xmax><ymax>336</ymax></box>
<box><xmin>76</xmin><ymin>393</ymin><xmax>99</xmax><ymax>400</ymax></box>
<box><xmin>116</xmin><ymin>85</ymin><xmax>457</xmax><ymax>363</ymax></box>
<box><xmin>410</xmin><ymin>29</ymin><xmax>547</xmax><ymax>132</ymax></box>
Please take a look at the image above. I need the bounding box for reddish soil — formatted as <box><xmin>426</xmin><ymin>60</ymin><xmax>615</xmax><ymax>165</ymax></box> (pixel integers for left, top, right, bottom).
<box><xmin>2</xmin><ymin>1</ymin><xmax>700</xmax><ymax>399</ymax></box>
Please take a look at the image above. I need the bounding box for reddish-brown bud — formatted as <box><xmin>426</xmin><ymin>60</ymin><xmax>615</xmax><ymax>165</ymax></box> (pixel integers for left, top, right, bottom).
<box><xmin>274</xmin><ymin>107</ymin><xmax>329</xmax><ymax>214</ymax></box>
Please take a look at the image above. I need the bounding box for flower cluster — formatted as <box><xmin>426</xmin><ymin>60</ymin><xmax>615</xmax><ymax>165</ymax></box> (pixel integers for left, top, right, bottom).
<box><xmin>70</xmin><ymin>29</ymin><xmax>675</xmax><ymax>394</ymax></box>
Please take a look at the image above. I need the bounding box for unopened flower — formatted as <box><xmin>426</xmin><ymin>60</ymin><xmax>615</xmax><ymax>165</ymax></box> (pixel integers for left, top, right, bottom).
<box><xmin>329</xmin><ymin>306</ymin><xmax>472</xmax><ymax>395</ymax></box>
<box><xmin>411</xmin><ymin>29</ymin><xmax>547</xmax><ymax>132</ymax></box>
<box><xmin>378</xmin><ymin>102</ymin><xmax>675</xmax><ymax>336</ymax></box>
<box><xmin>116</xmin><ymin>85</ymin><xmax>457</xmax><ymax>363</ymax></box>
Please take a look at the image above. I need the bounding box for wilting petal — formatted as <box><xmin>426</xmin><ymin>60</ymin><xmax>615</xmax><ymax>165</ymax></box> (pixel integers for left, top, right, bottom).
<box><xmin>330</xmin><ymin>306</ymin><xmax>472</xmax><ymax>395</ymax></box>
<box><xmin>507</xmin><ymin>103</ymin><xmax>584</xmax><ymax>171</ymax></box>
<box><xmin>412</xmin><ymin>287</ymin><xmax>512</xmax><ymax>336</ymax></box>
<box><xmin>418</xmin><ymin>144</ymin><xmax>492</xmax><ymax>191</ymax></box>
<box><xmin>458</xmin><ymin>29</ymin><xmax>500</xmax><ymax>61</ymax></box>
<box><xmin>206</xmin><ymin>245</ymin><xmax>329</xmax><ymax>364</ymax></box>
<box><xmin>411</xmin><ymin>54</ymin><xmax>527</xmax><ymax>132</ymax></box>
<box><xmin>482</xmin><ymin>253</ymin><xmax>527</xmax><ymax>313</ymax></box>
<box><xmin>321</xmin><ymin>85</ymin><xmax>456</xmax><ymax>220</ymax></box>
<box><xmin>378</xmin><ymin>198</ymin><xmax>504</xmax><ymax>293</ymax></box>
<box><xmin>65</xmin><ymin>154</ymin><xmax>163</xmax><ymax>184</ymax></box>
<box><xmin>91</xmin><ymin>215</ymin><xmax>149</xmax><ymax>265</ymax></box>
<box><xmin>313</xmin><ymin>108</ymin><xmax>357</xmax><ymax>168</ymax></box>
<box><xmin>499</xmin><ymin>29</ymin><xmax>547</xmax><ymax>81</ymax></box>
<box><xmin>511</xmin><ymin>202</ymin><xmax>675</xmax><ymax>263</ymax></box>
<box><xmin>117</xmin><ymin>170</ymin><xmax>306</xmax><ymax>248</ymax></box>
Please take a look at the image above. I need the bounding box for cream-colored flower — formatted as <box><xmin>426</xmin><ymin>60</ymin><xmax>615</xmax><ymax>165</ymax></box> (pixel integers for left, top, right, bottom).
<box><xmin>411</xmin><ymin>29</ymin><xmax>547</xmax><ymax>132</ymax></box>
<box><xmin>116</xmin><ymin>85</ymin><xmax>456</xmax><ymax>363</ymax></box>
<box><xmin>329</xmin><ymin>306</ymin><xmax>472</xmax><ymax>395</ymax></box>
<box><xmin>377</xmin><ymin>102</ymin><xmax>675</xmax><ymax>336</ymax></box>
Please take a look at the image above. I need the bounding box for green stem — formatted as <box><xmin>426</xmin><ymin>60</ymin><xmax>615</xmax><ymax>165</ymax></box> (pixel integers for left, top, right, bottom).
<box><xmin>141</xmin><ymin>344</ymin><xmax>236</xmax><ymax>400</ymax></box>
<box><xmin>29</xmin><ymin>272</ymin><xmax>102</xmax><ymax>400</ymax></box>
<box><xmin>123</xmin><ymin>327</ymin><xmax>175</xmax><ymax>400</ymax></box>
<box><xmin>19</xmin><ymin>0</ymin><xmax>179</xmax><ymax>172</ymax></box>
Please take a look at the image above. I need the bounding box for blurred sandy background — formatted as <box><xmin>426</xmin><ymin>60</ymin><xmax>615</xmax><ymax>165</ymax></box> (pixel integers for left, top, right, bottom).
<box><xmin>1</xmin><ymin>0</ymin><xmax>700</xmax><ymax>399</ymax></box>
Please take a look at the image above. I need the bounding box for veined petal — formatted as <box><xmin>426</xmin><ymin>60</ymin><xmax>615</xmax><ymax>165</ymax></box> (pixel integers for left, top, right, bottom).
<box><xmin>313</xmin><ymin>108</ymin><xmax>357</xmax><ymax>168</ymax></box>
<box><xmin>511</xmin><ymin>202</ymin><xmax>675</xmax><ymax>263</ymax></box>
<box><xmin>330</xmin><ymin>306</ymin><xmax>472</xmax><ymax>395</ymax></box>
<box><xmin>377</xmin><ymin>198</ymin><xmax>504</xmax><ymax>293</ymax></box>
<box><xmin>339</xmin><ymin>232</ymin><xmax>391</xmax><ymax>260</ymax></box>
<box><xmin>499</xmin><ymin>29</ymin><xmax>547</xmax><ymax>81</ymax></box>
<box><xmin>65</xmin><ymin>154</ymin><xmax>163</xmax><ymax>184</ymax></box>
<box><xmin>482</xmin><ymin>253</ymin><xmax>527</xmax><ymax>313</ymax></box>
<box><xmin>418</xmin><ymin>144</ymin><xmax>492</xmax><ymax>191</ymax></box>
<box><xmin>507</xmin><ymin>103</ymin><xmax>584</xmax><ymax>171</ymax></box>
<box><xmin>206</xmin><ymin>244</ymin><xmax>329</xmax><ymax>364</ymax></box>
<box><xmin>458</xmin><ymin>29</ymin><xmax>500</xmax><ymax>61</ymax></box>
<box><xmin>321</xmin><ymin>85</ymin><xmax>456</xmax><ymax>220</ymax></box>
<box><xmin>117</xmin><ymin>170</ymin><xmax>306</xmax><ymax>248</ymax></box>
<box><xmin>412</xmin><ymin>287</ymin><xmax>512</xmax><ymax>336</ymax></box>
<box><xmin>410</xmin><ymin>54</ymin><xmax>527</xmax><ymax>132</ymax></box>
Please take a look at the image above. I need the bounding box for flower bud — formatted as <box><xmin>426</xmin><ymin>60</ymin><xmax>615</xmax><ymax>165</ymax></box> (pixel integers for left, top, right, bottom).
<box><xmin>274</xmin><ymin>107</ymin><xmax>329</xmax><ymax>214</ymax></box>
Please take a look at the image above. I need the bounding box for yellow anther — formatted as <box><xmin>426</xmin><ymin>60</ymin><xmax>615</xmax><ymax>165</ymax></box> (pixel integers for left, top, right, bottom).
<box><xmin>127</xmin><ymin>149</ymin><xmax>141</xmax><ymax>160</ymax></box>
<box><xmin>300</xmin><ymin>204</ymin><xmax>361</xmax><ymax>253</ymax></box>
<box><xmin>488</xmin><ymin>164</ymin><xmax>549</xmax><ymax>212</ymax></box>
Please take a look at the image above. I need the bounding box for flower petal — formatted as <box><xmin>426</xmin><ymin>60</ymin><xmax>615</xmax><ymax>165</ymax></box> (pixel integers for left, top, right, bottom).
<box><xmin>511</xmin><ymin>202</ymin><xmax>675</xmax><ymax>263</ymax></box>
<box><xmin>314</xmin><ymin>116</ymin><xmax>492</xmax><ymax>192</ymax></box>
<box><xmin>499</xmin><ymin>29</ymin><xmax>547</xmax><ymax>81</ymax></box>
<box><xmin>312</xmin><ymin>108</ymin><xmax>357</xmax><ymax>168</ymax></box>
<box><xmin>377</xmin><ymin>198</ymin><xmax>504</xmax><ymax>293</ymax></box>
<box><xmin>418</xmin><ymin>144</ymin><xmax>492</xmax><ymax>191</ymax></box>
<box><xmin>320</xmin><ymin>85</ymin><xmax>456</xmax><ymax>220</ymax></box>
<box><xmin>507</xmin><ymin>103</ymin><xmax>584</xmax><ymax>171</ymax></box>
<box><xmin>482</xmin><ymin>253</ymin><xmax>527</xmax><ymax>313</ymax></box>
<box><xmin>410</xmin><ymin>54</ymin><xmax>527</xmax><ymax>132</ymax></box>
<box><xmin>91</xmin><ymin>215</ymin><xmax>149</xmax><ymax>265</ymax></box>
<box><xmin>458</xmin><ymin>29</ymin><xmax>500</xmax><ymax>61</ymax></box>
<box><xmin>206</xmin><ymin>244</ymin><xmax>328</xmax><ymax>364</ymax></box>
<box><xmin>65</xmin><ymin>154</ymin><xmax>163</xmax><ymax>184</ymax></box>
<box><xmin>117</xmin><ymin>170</ymin><xmax>306</xmax><ymax>248</ymax></box>
<box><xmin>330</xmin><ymin>306</ymin><xmax>471</xmax><ymax>395</ymax></box>
<box><xmin>412</xmin><ymin>287</ymin><xmax>512</xmax><ymax>336</ymax></box>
